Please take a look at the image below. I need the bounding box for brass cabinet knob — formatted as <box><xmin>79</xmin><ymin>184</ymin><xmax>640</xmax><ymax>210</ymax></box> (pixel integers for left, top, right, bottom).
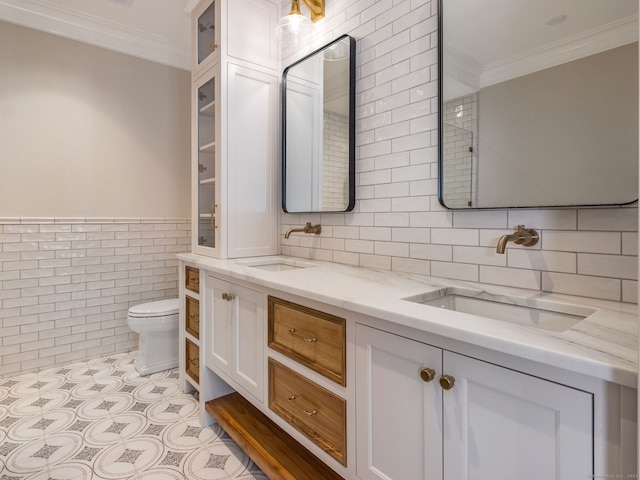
<box><xmin>439</xmin><ymin>375</ymin><xmax>455</xmax><ymax>390</ymax></box>
<box><xmin>221</xmin><ymin>292</ymin><xmax>235</xmax><ymax>301</ymax></box>
<box><xmin>210</xmin><ymin>42</ymin><xmax>218</xmax><ymax>50</ymax></box>
<box><xmin>420</xmin><ymin>368</ymin><xmax>436</xmax><ymax>383</ymax></box>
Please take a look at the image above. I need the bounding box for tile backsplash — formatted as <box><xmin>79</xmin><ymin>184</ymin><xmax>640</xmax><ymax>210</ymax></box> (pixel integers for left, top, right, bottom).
<box><xmin>0</xmin><ymin>218</ymin><xmax>190</xmax><ymax>377</ymax></box>
<box><xmin>280</xmin><ymin>0</ymin><xmax>638</xmax><ymax>304</ymax></box>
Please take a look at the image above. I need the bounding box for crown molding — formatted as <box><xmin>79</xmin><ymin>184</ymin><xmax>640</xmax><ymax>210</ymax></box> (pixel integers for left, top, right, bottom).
<box><xmin>0</xmin><ymin>0</ymin><xmax>190</xmax><ymax>70</ymax></box>
<box><xmin>480</xmin><ymin>16</ymin><xmax>638</xmax><ymax>88</ymax></box>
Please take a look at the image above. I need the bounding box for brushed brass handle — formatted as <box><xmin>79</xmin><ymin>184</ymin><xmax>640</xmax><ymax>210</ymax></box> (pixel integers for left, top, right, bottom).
<box><xmin>210</xmin><ymin>42</ymin><xmax>218</xmax><ymax>50</ymax></box>
<box><xmin>189</xmin><ymin>314</ymin><xmax>199</xmax><ymax>323</ymax></box>
<box><xmin>221</xmin><ymin>292</ymin><xmax>235</xmax><ymax>301</ymax></box>
<box><xmin>210</xmin><ymin>204</ymin><xmax>218</xmax><ymax>229</ymax></box>
<box><xmin>287</xmin><ymin>395</ymin><xmax>318</xmax><ymax>416</ymax></box>
<box><xmin>420</xmin><ymin>368</ymin><xmax>436</xmax><ymax>383</ymax></box>
<box><xmin>287</xmin><ymin>328</ymin><xmax>317</xmax><ymax>343</ymax></box>
<box><xmin>439</xmin><ymin>375</ymin><xmax>455</xmax><ymax>390</ymax></box>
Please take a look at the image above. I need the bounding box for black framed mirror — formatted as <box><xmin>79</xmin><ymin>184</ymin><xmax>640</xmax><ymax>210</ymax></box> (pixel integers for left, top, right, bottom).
<box><xmin>282</xmin><ymin>34</ymin><xmax>356</xmax><ymax>213</ymax></box>
<box><xmin>438</xmin><ymin>0</ymin><xmax>638</xmax><ymax>209</ymax></box>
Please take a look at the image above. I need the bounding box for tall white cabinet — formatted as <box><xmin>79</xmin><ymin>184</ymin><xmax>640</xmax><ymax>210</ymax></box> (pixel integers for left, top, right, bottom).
<box><xmin>191</xmin><ymin>0</ymin><xmax>279</xmax><ymax>259</ymax></box>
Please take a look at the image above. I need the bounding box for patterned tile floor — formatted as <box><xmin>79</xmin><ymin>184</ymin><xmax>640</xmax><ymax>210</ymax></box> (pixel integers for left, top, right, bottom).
<box><xmin>0</xmin><ymin>351</ymin><xmax>267</xmax><ymax>480</ymax></box>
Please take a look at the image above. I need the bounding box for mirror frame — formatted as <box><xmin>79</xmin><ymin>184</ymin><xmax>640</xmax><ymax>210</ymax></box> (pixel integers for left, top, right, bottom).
<box><xmin>437</xmin><ymin>0</ymin><xmax>638</xmax><ymax>210</ymax></box>
<box><xmin>282</xmin><ymin>34</ymin><xmax>356</xmax><ymax>213</ymax></box>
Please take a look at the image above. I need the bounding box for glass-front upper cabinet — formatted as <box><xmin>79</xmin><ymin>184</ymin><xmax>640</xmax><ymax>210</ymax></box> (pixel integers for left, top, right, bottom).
<box><xmin>192</xmin><ymin>0</ymin><xmax>219</xmax><ymax>75</ymax></box>
<box><xmin>193</xmin><ymin>70</ymin><xmax>220</xmax><ymax>254</ymax></box>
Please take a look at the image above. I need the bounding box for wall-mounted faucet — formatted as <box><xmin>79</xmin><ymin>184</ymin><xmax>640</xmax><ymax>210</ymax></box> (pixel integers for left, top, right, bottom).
<box><xmin>496</xmin><ymin>225</ymin><xmax>539</xmax><ymax>254</ymax></box>
<box><xmin>284</xmin><ymin>222</ymin><xmax>322</xmax><ymax>239</ymax></box>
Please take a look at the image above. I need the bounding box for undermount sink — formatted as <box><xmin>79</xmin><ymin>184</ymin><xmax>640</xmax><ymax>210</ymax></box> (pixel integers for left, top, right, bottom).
<box><xmin>403</xmin><ymin>288</ymin><xmax>596</xmax><ymax>332</ymax></box>
<box><xmin>239</xmin><ymin>258</ymin><xmax>316</xmax><ymax>272</ymax></box>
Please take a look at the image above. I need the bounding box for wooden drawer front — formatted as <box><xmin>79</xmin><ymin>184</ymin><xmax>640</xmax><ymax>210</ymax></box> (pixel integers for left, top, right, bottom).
<box><xmin>268</xmin><ymin>358</ymin><xmax>346</xmax><ymax>466</ymax></box>
<box><xmin>186</xmin><ymin>339</ymin><xmax>200</xmax><ymax>384</ymax></box>
<box><xmin>185</xmin><ymin>266</ymin><xmax>200</xmax><ymax>293</ymax></box>
<box><xmin>268</xmin><ymin>296</ymin><xmax>346</xmax><ymax>386</ymax></box>
<box><xmin>185</xmin><ymin>296</ymin><xmax>200</xmax><ymax>339</ymax></box>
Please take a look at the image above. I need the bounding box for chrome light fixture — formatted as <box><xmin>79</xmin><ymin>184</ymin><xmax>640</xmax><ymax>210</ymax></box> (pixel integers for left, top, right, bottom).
<box><xmin>276</xmin><ymin>0</ymin><xmax>325</xmax><ymax>43</ymax></box>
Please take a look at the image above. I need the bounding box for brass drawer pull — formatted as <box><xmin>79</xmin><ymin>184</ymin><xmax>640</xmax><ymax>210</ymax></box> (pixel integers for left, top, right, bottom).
<box><xmin>420</xmin><ymin>367</ymin><xmax>436</xmax><ymax>382</ymax></box>
<box><xmin>287</xmin><ymin>328</ymin><xmax>317</xmax><ymax>343</ymax></box>
<box><xmin>287</xmin><ymin>395</ymin><xmax>318</xmax><ymax>416</ymax></box>
<box><xmin>439</xmin><ymin>374</ymin><xmax>455</xmax><ymax>390</ymax></box>
<box><xmin>221</xmin><ymin>292</ymin><xmax>235</xmax><ymax>301</ymax></box>
<box><xmin>210</xmin><ymin>42</ymin><xmax>218</xmax><ymax>50</ymax></box>
<box><xmin>189</xmin><ymin>314</ymin><xmax>199</xmax><ymax>321</ymax></box>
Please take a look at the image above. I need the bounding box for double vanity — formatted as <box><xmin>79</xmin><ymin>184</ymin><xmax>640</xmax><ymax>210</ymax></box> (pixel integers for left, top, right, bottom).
<box><xmin>177</xmin><ymin>253</ymin><xmax>637</xmax><ymax>480</ymax></box>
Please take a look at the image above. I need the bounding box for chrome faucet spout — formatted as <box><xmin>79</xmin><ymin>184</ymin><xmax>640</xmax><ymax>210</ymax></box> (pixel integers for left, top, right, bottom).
<box><xmin>284</xmin><ymin>222</ymin><xmax>322</xmax><ymax>239</ymax></box>
<box><xmin>496</xmin><ymin>225</ymin><xmax>539</xmax><ymax>254</ymax></box>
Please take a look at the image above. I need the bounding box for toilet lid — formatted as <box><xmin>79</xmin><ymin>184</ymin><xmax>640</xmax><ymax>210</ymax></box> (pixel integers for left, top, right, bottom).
<box><xmin>128</xmin><ymin>298</ymin><xmax>179</xmax><ymax>318</ymax></box>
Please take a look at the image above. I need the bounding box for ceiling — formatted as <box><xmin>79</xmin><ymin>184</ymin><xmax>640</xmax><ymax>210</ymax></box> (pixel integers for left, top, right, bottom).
<box><xmin>443</xmin><ymin>0</ymin><xmax>638</xmax><ymax>99</ymax></box>
<box><xmin>0</xmin><ymin>0</ymin><xmax>196</xmax><ymax>70</ymax></box>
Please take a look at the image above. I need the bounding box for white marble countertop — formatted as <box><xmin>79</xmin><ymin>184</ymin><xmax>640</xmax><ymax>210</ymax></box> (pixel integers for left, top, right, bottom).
<box><xmin>178</xmin><ymin>253</ymin><xmax>639</xmax><ymax>388</ymax></box>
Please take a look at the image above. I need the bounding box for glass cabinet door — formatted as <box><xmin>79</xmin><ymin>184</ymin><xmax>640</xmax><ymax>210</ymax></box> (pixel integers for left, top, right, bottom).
<box><xmin>196</xmin><ymin>74</ymin><xmax>217</xmax><ymax>249</ymax></box>
<box><xmin>196</xmin><ymin>0</ymin><xmax>218</xmax><ymax>68</ymax></box>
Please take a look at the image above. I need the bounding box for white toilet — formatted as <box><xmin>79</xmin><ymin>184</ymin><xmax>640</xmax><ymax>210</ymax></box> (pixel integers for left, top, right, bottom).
<box><xmin>127</xmin><ymin>298</ymin><xmax>180</xmax><ymax>376</ymax></box>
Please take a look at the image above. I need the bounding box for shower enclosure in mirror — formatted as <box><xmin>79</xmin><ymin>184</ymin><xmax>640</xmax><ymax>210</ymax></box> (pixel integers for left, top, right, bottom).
<box><xmin>282</xmin><ymin>34</ymin><xmax>356</xmax><ymax>213</ymax></box>
<box><xmin>439</xmin><ymin>0</ymin><xmax>638</xmax><ymax>209</ymax></box>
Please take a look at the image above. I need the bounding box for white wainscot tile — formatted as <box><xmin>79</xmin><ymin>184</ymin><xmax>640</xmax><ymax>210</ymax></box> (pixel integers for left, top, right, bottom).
<box><xmin>479</xmin><ymin>266</ymin><xmax>541</xmax><ymax>290</ymax></box>
<box><xmin>391</xmin><ymin>227</ymin><xmax>429</xmax><ymax>243</ymax></box>
<box><xmin>359</xmin><ymin>198</ymin><xmax>392</xmax><ymax>213</ymax></box>
<box><xmin>622</xmin><ymin>232</ymin><xmax>638</xmax><ymax>256</ymax></box>
<box><xmin>345</xmin><ymin>239</ymin><xmax>374</xmax><ymax>254</ymax></box>
<box><xmin>391</xmin><ymin>196</ymin><xmax>429</xmax><ymax>212</ymax></box>
<box><xmin>375</xmin><ymin>151</ymin><xmax>411</xmax><ymax>170</ymax></box>
<box><xmin>375</xmin><ymin>212</ymin><xmax>410</xmax><ymax>227</ymax></box>
<box><xmin>542</xmin><ymin>272</ymin><xmax>621</xmax><ymax>302</ymax></box>
<box><xmin>431</xmin><ymin>261</ymin><xmax>479</xmax><ymax>282</ymax></box>
<box><xmin>542</xmin><ymin>231</ymin><xmax>621</xmax><ymax>254</ymax></box>
<box><xmin>578</xmin><ymin>207</ymin><xmax>638</xmax><ymax>232</ymax></box>
<box><xmin>360</xmin><ymin>254</ymin><xmax>391</xmax><ymax>270</ymax></box>
<box><xmin>392</xmin><ymin>163</ymin><xmax>431</xmax><ymax>182</ymax></box>
<box><xmin>507</xmin><ymin>249</ymin><xmax>576</xmax><ymax>274</ymax></box>
<box><xmin>431</xmin><ymin>228</ymin><xmax>479</xmax><ymax>246</ymax></box>
<box><xmin>410</xmin><ymin>211</ymin><xmax>452</xmax><ymax>228</ymax></box>
<box><xmin>360</xmin><ymin>226</ymin><xmax>392</xmax><ymax>241</ymax></box>
<box><xmin>508</xmin><ymin>209</ymin><xmax>577</xmax><ymax>230</ymax></box>
<box><xmin>375</xmin><ymin>241</ymin><xmax>409</xmax><ymax>257</ymax></box>
<box><xmin>333</xmin><ymin>250</ymin><xmax>361</xmax><ymax>266</ymax></box>
<box><xmin>453</xmin><ymin>246</ymin><xmax>506</xmax><ymax>267</ymax></box>
<box><xmin>622</xmin><ymin>280</ymin><xmax>637</xmax><ymax>304</ymax></box>
<box><xmin>410</xmin><ymin>243</ymin><xmax>452</xmax><ymax>261</ymax></box>
<box><xmin>392</xmin><ymin>256</ymin><xmax>430</xmax><ymax>275</ymax></box>
<box><xmin>345</xmin><ymin>213</ymin><xmax>375</xmax><ymax>226</ymax></box>
<box><xmin>453</xmin><ymin>210</ymin><xmax>507</xmax><ymax>229</ymax></box>
<box><xmin>332</xmin><ymin>226</ymin><xmax>360</xmax><ymax>239</ymax></box>
<box><xmin>375</xmin><ymin>182</ymin><xmax>409</xmax><ymax>198</ymax></box>
<box><xmin>578</xmin><ymin>254</ymin><xmax>637</xmax><ymax>280</ymax></box>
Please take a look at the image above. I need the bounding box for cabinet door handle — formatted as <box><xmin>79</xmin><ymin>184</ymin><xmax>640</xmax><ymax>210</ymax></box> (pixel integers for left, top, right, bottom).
<box><xmin>221</xmin><ymin>292</ymin><xmax>235</xmax><ymax>301</ymax></box>
<box><xmin>287</xmin><ymin>395</ymin><xmax>318</xmax><ymax>416</ymax></box>
<box><xmin>439</xmin><ymin>374</ymin><xmax>455</xmax><ymax>390</ymax></box>
<box><xmin>189</xmin><ymin>314</ymin><xmax>199</xmax><ymax>322</ymax></box>
<box><xmin>287</xmin><ymin>328</ymin><xmax>317</xmax><ymax>343</ymax></box>
<box><xmin>210</xmin><ymin>42</ymin><xmax>218</xmax><ymax>51</ymax></box>
<box><xmin>420</xmin><ymin>368</ymin><xmax>436</xmax><ymax>382</ymax></box>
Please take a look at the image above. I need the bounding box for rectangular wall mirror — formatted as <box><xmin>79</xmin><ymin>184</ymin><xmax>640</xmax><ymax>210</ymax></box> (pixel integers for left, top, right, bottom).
<box><xmin>282</xmin><ymin>34</ymin><xmax>356</xmax><ymax>213</ymax></box>
<box><xmin>439</xmin><ymin>0</ymin><xmax>639</xmax><ymax>209</ymax></box>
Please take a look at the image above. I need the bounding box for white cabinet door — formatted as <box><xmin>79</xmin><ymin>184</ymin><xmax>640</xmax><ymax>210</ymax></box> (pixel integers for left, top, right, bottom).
<box><xmin>442</xmin><ymin>351</ymin><xmax>593</xmax><ymax>480</ymax></box>
<box><xmin>355</xmin><ymin>324</ymin><xmax>443</xmax><ymax>480</ymax></box>
<box><xmin>206</xmin><ymin>275</ymin><xmax>265</xmax><ymax>402</ymax></box>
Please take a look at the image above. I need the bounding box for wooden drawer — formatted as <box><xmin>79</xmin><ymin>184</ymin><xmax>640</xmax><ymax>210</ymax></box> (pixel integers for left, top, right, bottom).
<box><xmin>185</xmin><ymin>339</ymin><xmax>200</xmax><ymax>384</ymax></box>
<box><xmin>185</xmin><ymin>266</ymin><xmax>200</xmax><ymax>293</ymax></box>
<box><xmin>185</xmin><ymin>295</ymin><xmax>200</xmax><ymax>339</ymax></box>
<box><xmin>268</xmin><ymin>358</ymin><xmax>346</xmax><ymax>466</ymax></box>
<box><xmin>268</xmin><ymin>296</ymin><xmax>346</xmax><ymax>386</ymax></box>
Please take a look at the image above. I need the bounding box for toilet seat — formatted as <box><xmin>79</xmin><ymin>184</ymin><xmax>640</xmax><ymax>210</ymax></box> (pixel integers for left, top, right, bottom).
<box><xmin>128</xmin><ymin>298</ymin><xmax>179</xmax><ymax>318</ymax></box>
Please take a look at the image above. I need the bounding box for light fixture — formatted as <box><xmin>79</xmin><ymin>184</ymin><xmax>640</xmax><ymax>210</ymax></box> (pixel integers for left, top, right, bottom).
<box><xmin>276</xmin><ymin>0</ymin><xmax>325</xmax><ymax>43</ymax></box>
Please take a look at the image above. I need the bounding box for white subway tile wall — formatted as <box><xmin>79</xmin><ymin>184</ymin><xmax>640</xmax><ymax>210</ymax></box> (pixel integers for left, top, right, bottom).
<box><xmin>280</xmin><ymin>0</ymin><xmax>638</xmax><ymax>303</ymax></box>
<box><xmin>0</xmin><ymin>218</ymin><xmax>190</xmax><ymax>377</ymax></box>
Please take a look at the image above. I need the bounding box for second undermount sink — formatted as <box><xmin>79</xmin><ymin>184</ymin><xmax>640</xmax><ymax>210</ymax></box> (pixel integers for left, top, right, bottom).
<box><xmin>403</xmin><ymin>288</ymin><xmax>596</xmax><ymax>332</ymax></box>
<box><xmin>239</xmin><ymin>258</ymin><xmax>317</xmax><ymax>272</ymax></box>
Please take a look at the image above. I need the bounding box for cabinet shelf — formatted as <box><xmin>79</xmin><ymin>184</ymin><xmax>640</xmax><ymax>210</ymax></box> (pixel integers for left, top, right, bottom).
<box><xmin>206</xmin><ymin>392</ymin><xmax>343</xmax><ymax>480</ymax></box>
<box><xmin>200</xmin><ymin>177</ymin><xmax>216</xmax><ymax>185</ymax></box>
<box><xmin>199</xmin><ymin>141</ymin><xmax>216</xmax><ymax>153</ymax></box>
<box><xmin>200</xmin><ymin>101</ymin><xmax>215</xmax><ymax>116</ymax></box>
